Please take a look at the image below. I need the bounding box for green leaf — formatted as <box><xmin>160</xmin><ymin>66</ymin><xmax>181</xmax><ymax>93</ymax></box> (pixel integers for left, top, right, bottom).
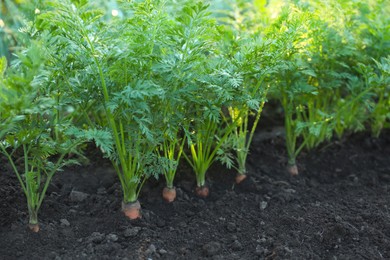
<box><xmin>65</xmin><ymin>127</ymin><xmax>113</xmax><ymax>156</ymax></box>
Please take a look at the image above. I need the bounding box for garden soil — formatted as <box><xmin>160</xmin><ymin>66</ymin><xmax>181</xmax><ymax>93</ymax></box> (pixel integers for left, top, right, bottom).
<box><xmin>1</xmin><ymin>128</ymin><xmax>389</xmax><ymax>259</ymax></box>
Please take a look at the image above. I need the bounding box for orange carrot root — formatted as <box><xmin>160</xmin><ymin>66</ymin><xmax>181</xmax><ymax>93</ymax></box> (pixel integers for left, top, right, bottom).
<box><xmin>121</xmin><ymin>200</ymin><xmax>141</xmax><ymax>220</ymax></box>
<box><xmin>287</xmin><ymin>164</ymin><xmax>298</xmax><ymax>176</ymax></box>
<box><xmin>195</xmin><ymin>186</ymin><xmax>209</xmax><ymax>198</ymax></box>
<box><xmin>162</xmin><ymin>187</ymin><xmax>176</xmax><ymax>203</ymax></box>
<box><xmin>28</xmin><ymin>224</ymin><xmax>40</xmax><ymax>233</ymax></box>
<box><xmin>235</xmin><ymin>174</ymin><xmax>247</xmax><ymax>184</ymax></box>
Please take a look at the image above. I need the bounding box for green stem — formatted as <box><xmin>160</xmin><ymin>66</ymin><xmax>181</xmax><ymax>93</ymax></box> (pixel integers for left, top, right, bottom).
<box><xmin>186</xmin><ymin>110</ymin><xmax>244</xmax><ymax>185</ymax></box>
<box><xmin>182</xmin><ymin>148</ymin><xmax>195</xmax><ymax>169</ymax></box>
<box><xmin>123</xmin><ymin>181</ymin><xmax>139</xmax><ymax>203</ymax></box>
<box><xmin>162</xmin><ymin>135</ymin><xmax>186</xmax><ymax>188</ymax></box>
<box><xmin>195</xmin><ymin>164</ymin><xmax>207</xmax><ymax>187</ymax></box>
<box><xmin>240</xmin><ymin>99</ymin><xmax>267</xmax><ymax>173</ymax></box>
<box><xmin>136</xmin><ymin>175</ymin><xmax>147</xmax><ymax>199</ymax></box>
<box><xmin>55</xmin><ymin>92</ymin><xmax>60</xmax><ymax>141</ymax></box>
<box><xmin>282</xmin><ymin>88</ymin><xmax>296</xmax><ymax>165</ymax></box>
<box><xmin>28</xmin><ymin>207</ymin><xmax>38</xmax><ymax>225</ymax></box>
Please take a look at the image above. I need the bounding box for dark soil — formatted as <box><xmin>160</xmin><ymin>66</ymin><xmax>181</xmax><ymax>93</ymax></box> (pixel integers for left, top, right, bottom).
<box><xmin>1</xmin><ymin>129</ymin><xmax>390</xmax><ymax>260</ymax></box>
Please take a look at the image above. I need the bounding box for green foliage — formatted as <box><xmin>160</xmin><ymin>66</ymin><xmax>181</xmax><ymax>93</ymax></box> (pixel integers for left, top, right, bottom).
<box><xmin>1</xmin><ymin>0</ymin><xmax>388</xmax><ymax>212</ymax></box>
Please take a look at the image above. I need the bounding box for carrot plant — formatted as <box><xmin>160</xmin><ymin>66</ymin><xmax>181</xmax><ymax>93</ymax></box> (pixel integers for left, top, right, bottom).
<box><xmin>266</xmin><ymin>5</ymin><xmax>318</xmax><ymax>175</ymax></box>
<box><xmin>214</xmin><ymin>0</ymin><xmax>281</xmax><ymax>183</ymax></box>
<box><xmin>268</xmin><ymin>3</ymin><xmax>335</xmax><ymax>174</ymax></box>
<box><xmin>158</xmin><ymin>134</ymin><xmax>186</xmax><ymax>203</ymax></box>
<box><xmin>37</xmin><ymin>0</ymin><xmax>169</xmax><ymax>219</ymax></box>
<box><xmin>150</xmin><ymin>2</ymin><xmax>198</xmax><ymax>202</ymax></box>
<box><xmin>0</xmin><ymin>44</ymin><xmax>82</xmax><ymax>232</ymax></box>
<box><xmin>185</xmin><ymin>116</ymin><xmax>233</xmax><ymax>197</ymax></box>
<box><xmin>169</xmin><ymin>2</ymin><xmax>238</xmax><ymax>197</ymax></box>
<box><xmin>153</xmin><ymin>98</ymin><xmax>187</xmax><ymax>203</ymax></box>
<box><xmin>154</xmin><ymin>102</ymin><xmax>187</xmax><ymax>203</ymax></box>
<box><xmin>291</xmin><ymin>2</ymin><xmax>359</xmax><ymax>149</ymax></box>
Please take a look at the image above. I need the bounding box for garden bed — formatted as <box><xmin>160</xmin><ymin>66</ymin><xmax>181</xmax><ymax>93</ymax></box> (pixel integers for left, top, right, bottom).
<box><xmin>1</xmin><ymin>129</ymin><xmax>389</xmax><ymax>259</ymax></box>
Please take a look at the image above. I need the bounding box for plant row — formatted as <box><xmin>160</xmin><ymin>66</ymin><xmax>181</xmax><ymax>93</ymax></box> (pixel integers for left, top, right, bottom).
<box><xmin>0</xmin><ymin>0</ymin><xmax>389</xmax><ymax>232</ymax></box>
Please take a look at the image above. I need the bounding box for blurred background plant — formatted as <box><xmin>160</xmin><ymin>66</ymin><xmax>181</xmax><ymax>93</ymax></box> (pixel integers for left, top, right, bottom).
<box><xmin>1</xmin><ymin>0</ymin><xmax>37</xmax><ymax>60</ymax></box>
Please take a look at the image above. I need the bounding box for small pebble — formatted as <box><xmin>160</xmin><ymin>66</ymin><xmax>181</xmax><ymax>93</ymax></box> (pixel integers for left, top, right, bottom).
<box><xmin>69</xmin><ymin>190</ymin><xmax>89</xmax><ymax>202</ymax></box>
<box><xmin>60</xmin><ymin>219</ymin><xmax>70</xmax><ymax>227</ymax></box>
<box><xmin>203</xmin><ymin>242</ymin><xmax>221</xmax><ymax>256</ymax></box>
<box><xmin>260</xmin><ymin>201</ymin><xmax>268</xmax><ymax>210</ymax></box>
<box><xmin>145</xmin><ymin>244</ymin><xmax>157</xmax><ymax>255</ymax></box>
<box><xmin>159</xmin><ymin>249</ymin><xmax>167</xmax><ymax>254</ymax></box>
<box><xmin>69</xmin><ymin>209</ymin><xmax>77</xmax><ymax>214</ymax></box>
<box><xmin>89</xmin><ymin>232</ymin><xmax>105</xmax><ymax>244</ymax></box>
<box><xmin>106</xmin><ymin>233</ymin><xmax>118</xmax><ymax>242</ymax></box>
<box><xmin>124</xmin><ymin>227</ymin><xmax>141</xmax><ymax>237</ymax></box>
